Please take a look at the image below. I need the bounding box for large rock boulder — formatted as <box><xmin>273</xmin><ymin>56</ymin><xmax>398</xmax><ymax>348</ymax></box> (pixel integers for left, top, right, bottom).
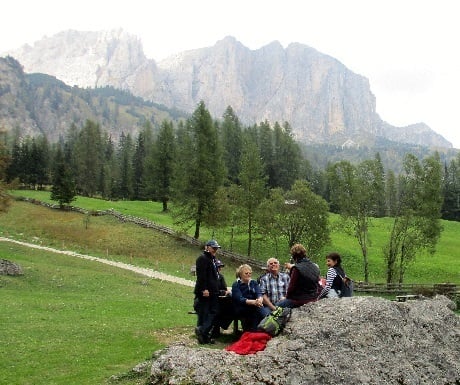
<box><xmin>150</xmin><ymin>296</ymin><xmax>459</xmax><ymax>384</ymax></box>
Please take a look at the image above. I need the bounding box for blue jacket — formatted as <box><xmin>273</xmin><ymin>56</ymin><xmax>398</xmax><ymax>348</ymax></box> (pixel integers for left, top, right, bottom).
<box><xmin>232</xmin><ymin>279</ymin><xmax>262</xmax><ymax>313</ymax></box>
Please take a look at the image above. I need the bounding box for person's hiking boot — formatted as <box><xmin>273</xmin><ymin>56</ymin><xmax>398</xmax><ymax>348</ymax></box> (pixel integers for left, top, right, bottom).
<box><xmin>195</xmin><ymin>327</ymin><xmax>205</xmax><ymax>344</ymax></box>
<box><xmin>210</xmin><ymin>326</ymin><xmax>221</xmax><ymax>339</ymax></box>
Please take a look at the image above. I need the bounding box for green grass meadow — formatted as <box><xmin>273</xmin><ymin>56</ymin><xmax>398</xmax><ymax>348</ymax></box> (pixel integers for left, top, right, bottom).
<box><xmin>7</xmin><ymin>189</ymin><xmax>460</xmax><ymax>284</ymax></box>
<box><xmin>0</xmin><ymin>242</ymin><xmax>194</xmax><ymax>385</ymax></box>
<box><xmin>1</xmin><ymin>190</ymin><xmax>459</xmax><ymax>384</ymax></box>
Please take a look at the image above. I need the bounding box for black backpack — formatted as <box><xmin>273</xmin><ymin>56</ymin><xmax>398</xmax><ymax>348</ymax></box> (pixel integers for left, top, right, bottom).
<box><xmin>334</xmin><ymin>267</ymin><xmax>354</xmax><ymax>297</ymax></box>
<box><xmin>339</xmin><ymin>274</ymin><xmax>354</xmax><ymax>297</ymax></box>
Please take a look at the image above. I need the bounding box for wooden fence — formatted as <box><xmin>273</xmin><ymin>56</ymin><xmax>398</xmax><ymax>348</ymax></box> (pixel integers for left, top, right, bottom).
<box><xmin>353</xmin><ymin>281</ymin><xmax>459</xmax><ymax>297</ymax></box>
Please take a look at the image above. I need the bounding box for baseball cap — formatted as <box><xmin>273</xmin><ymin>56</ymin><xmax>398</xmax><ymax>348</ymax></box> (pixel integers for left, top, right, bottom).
<box><xmin>215</xmin><ymin>259</ymin><xmax>225</xmax><ymax>267</ymax></box>
<box><xmin>206</xmin><ymin>239</ymin><xmax>221</xmax><ymax>248</ymax></box>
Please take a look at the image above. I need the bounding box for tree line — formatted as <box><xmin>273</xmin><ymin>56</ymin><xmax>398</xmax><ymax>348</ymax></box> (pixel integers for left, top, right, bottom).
<box><xmin>1</xmin><ymin>101</ymin><xmax>460</xmax><ymax>284</ymax></box>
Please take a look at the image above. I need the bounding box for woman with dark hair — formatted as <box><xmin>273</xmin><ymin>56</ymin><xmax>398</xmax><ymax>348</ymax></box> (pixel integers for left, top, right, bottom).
<box><xmin>318</xmin><ymin>252</ymin><xmax>347</xmax><ymax>299</ymax></box>
<box><xmin>277</xmin><ymin>243</ymin><xmax>321</xmax><ymax>308</ymax></box>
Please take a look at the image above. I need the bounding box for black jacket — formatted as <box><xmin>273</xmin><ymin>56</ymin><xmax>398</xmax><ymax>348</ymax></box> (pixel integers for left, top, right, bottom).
<box><xmin>287</xmin><ymin>258</ymin><xmax>320</xmax><ymax>301</ymax></box>
<box><xmin>194</xmin><ymin>250</ymin><xmax>219</xmax><ymax>297</ymax></box>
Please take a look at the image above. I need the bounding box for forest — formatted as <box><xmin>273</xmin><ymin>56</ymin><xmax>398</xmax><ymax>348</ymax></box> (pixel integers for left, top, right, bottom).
<box><xmin>1</xmin><ymin>101</ymin><xmax>459</xmax><ymax>284</ymax></box>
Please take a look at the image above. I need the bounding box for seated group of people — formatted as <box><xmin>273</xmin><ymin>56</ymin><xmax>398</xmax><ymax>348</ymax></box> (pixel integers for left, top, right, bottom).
<box><xmin>194</xmin><ymin>240</ymin><xmax>348</xmax><ymax>344</ymax></box>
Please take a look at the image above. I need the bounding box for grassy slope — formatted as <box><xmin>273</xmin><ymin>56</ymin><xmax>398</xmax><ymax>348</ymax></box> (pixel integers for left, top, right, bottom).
<box><xmin>1</xmin><ymin>191</ymin><xmax>458</xmax><ymax>384</ymax></box>
<box><xmin>7</xmin><ymin>189</ymin><xmax>460</xmax><ymax>284</ymax></box>
<box><xmin>0</xmin><ymin>243</ymin><xmax>194</xmax><ymax>385</ymax></box>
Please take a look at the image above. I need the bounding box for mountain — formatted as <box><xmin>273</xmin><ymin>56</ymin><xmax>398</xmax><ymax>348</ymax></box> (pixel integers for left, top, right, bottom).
<box><xmin>0</xmin><ymin>56</ymin><xmax>187</xmax><ymax>143</ymax></box>
<box><xmin>1</xmin><ymin>29</ymin><xmax>453</xmax><ymax>148</ymax></box>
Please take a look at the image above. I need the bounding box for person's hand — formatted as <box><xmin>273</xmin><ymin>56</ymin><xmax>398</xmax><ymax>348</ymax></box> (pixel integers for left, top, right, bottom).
<box><xmin>202</xmin><ymin>289</ymin><xmax>209</xmax><ymax>297</ymax></box>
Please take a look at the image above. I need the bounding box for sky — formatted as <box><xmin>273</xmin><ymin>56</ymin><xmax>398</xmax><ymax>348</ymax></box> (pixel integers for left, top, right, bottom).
<box><xmin>1</xmin><ymin>0</ymin><xmax>459</xmax><ymax>148</ymax></box>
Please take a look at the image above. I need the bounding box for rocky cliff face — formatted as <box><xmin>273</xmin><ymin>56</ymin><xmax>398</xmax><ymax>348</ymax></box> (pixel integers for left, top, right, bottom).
<box><xmin>3</xmin><ymin>30</ymin><xmax>453</xmax><ymax>148</ymax></box>
<box><xmin>9</xmin><ymin>29</ymin><xmax>152</xmax><ymax>90</ymax></box>
<box><xmin>152</xmin><ymin>37</ymin><xmax>381</xmax><ymax>145</ymax></box>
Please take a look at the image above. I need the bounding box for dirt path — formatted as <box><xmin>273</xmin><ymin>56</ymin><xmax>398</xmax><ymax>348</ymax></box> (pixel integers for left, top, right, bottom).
<box><xmin>0</xmin><ymin>236</ymin><xmax>196</xmax><ymax>287</ymax></box>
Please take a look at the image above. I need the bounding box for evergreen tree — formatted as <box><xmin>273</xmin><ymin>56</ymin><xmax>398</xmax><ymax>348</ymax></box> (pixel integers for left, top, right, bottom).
<box><xmin>151</xmin><ymin>120</ymin><xmax>176</xmax><ymax>211</ymax></box>
<box><xmin>50</xmin><ymin>146</ymin><xmax>76</xmax><ymax>208</ymax></box>
<box><xmin>6</xmin><ymin>140</ymin><xmax>21</xmax><ymax>183</ymax></box>
<box><xmin>18</xmin><ymin>138</ymin><xmax>32</xmax><ymax>187</ymax></box>
<box><xmin>256</xmin><ymin>187</ymin><xmax>286</xmax><ymax>258</ymax></box>
<box><xmin>170</xmin><ymin>120</ymin><xmax>192</xmax><ymax>201</ymax></box>
<box><xmin>116</xmin><ymin>132</ymin><xmax>134</xmax><ymax>200</ymax></box>
<box><xmin>441</xmin><ymin>153</ymin><xmax>460</xmax><ymax>221</ymax></box>
<box><xmin>139</xmin><ymin>121</ymin><xmax>155</xmax><ymax>199</ymax></box>
<box><xmin>73</xmin><ymin>120</ymin><xmax>104</xmax><ymax>197</ymax></box>
<box><xmin>236</xmin><ymin>136</ymin><xmax>267</xmax><ymax>256</ymax></box>
<box><xmin>12</xmin><ymin>136</ymin><xmax>49</xmax><ymax>189</ymax></box>
<box><xmin>307</xmin><ymin>166</ymin><xmax>329</xmax><ymax>202</ymax></box>
<box><xmin>99</xmin><ymin>134</ymin><xmax>116</xmax><ymax>199</ymax></box>
<box><xmin>130</xmin><ymin>121</ymin><xmax>154</xmax><ymax>200</ymax></box>
<box><xmin>258</xmin><ymin>121</ymin><xmax>275</xmax><ymax>188</ymax></box>
<box><xmin>171</xmin><ymin>101</ymin><xmax>225</xmax><ymax>239</ymax></box>
<box><xmin>0</xmin><ymin>128</ymin><xmax>11</xmax><ymax>213</ymax></box>
<box><xmin>271</xmin><ymin>122</ymin><xmax>302</xmax><ymax>190</ymax></box>
<box><xmin>132</xmin><ymin>131</ymin><xmax>147</xmax><ymax>200</ymax></box>
<box><xmin>220</xmin><ymin>106</ymin><xmax>242</xmax><ymax>185</ymax></box>
<box><xmin>35</xmin><ymin>135</ymin><xmax>50</xmax><ymax>188</ymax></box>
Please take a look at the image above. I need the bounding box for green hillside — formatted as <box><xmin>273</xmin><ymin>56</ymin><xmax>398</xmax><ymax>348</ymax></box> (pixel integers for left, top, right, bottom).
<box><xmin>1</xmin><ymin>190</ymin><xmax>458</xmax><ymax>384</ymax></box>
<box><xmin>5</xmin><ymin>190</ymin><xmax>460</xmax><ymax>285</ymax></box>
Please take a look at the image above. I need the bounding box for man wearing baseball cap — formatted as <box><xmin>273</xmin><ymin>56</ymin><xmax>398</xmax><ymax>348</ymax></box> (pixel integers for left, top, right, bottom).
<box><xmin>193</xmin><ymin>239</ymin><xmax>221</xmax><ymax>344</ymax></box>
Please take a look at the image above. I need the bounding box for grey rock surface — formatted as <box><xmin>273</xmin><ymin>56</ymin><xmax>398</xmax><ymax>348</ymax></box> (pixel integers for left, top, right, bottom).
<box><xmin>150</xmin><ymin>296</ymin><xmax>459</xmax><ymax>385</ymax></box>
<box><xmin>0</xmin><ymin>259</ymin><xmax>23</xmax><ymax>275</ymax></box>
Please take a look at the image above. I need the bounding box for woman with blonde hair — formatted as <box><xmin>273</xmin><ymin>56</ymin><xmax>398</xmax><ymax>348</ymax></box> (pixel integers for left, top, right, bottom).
<box><xmin>231</xmin><ymin>264</ymin><xmax>269</xmax><ymax>331</ymax></box>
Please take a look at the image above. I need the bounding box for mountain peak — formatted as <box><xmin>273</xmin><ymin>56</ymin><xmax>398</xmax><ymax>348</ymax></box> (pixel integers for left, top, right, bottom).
<box><xmin>1</xmin><ymin>30</ymin><xmax>453</xmax><ymax>149</ymax></box>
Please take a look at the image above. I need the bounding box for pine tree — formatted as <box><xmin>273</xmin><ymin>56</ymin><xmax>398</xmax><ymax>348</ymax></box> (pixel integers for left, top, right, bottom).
<box><xmin>441</xmin><ymin>153</ymin><xmax>460</xmax><ymax>221</ymax></box>
<box><xmin>172</xmin><ymin>101</ymin><xmax>225</xmax><ymax>239</ymax></box>
<box><xmin>73</xmin><ymin>120</ymin><xmax>103</xmax><ymax>197</ymax></box>
<box><xmin>0</xmin><ymin>128</ymin><xmax>11</xmax><ymax>213</ymax></box>
<box><xmin>152</xmin><ymin>120</ymin><xmax>176</xmax><ymax>211</ymax></box>
<box><xmin>221</xmin><ymin>106</ymin><xmax>242</xmax><ymax>185</ymax></box>
<box><xmin>236</xmin><ymin>136</ymin><xmax>267</xmax><ymax>256</ymax></box>
<box><xmin>116</xmin><ymin>132</ymin><xmax>134</xmax><ymax>200</ymax></box>
<box><xmin>50</xmin><ymin>146</ymin><xmax>76</xmax><ymax>208</ymax></box>
<box><xmin>272</xmin><ymin>122</ymin><xmax>302</xmax><ymax>190</ymax></box>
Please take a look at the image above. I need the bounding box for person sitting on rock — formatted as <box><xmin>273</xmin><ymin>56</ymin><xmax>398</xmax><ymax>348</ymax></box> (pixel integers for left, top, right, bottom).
<box><xmin>259</xmin><ymin>257</ymin><xmax>290</xmax><ymax>313</ymax></box>
<box><xmin>231</xmin><ymin>264</ymin><xmax>268</xmax><ymax>331</ymax></box>
<box><xmin>277</xmin><ymin>243</ymin><xmax>320</xmax><ymax>308</ymax></box>
<box><xmin>318</xmin><ymin>252</ymin><xmax>348</xmax><ymax>299</ymax></box>
<box><xmin>210</xmin><ymin>259</ymin><xmax>233</xmax><ymax>338</ymax></box>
